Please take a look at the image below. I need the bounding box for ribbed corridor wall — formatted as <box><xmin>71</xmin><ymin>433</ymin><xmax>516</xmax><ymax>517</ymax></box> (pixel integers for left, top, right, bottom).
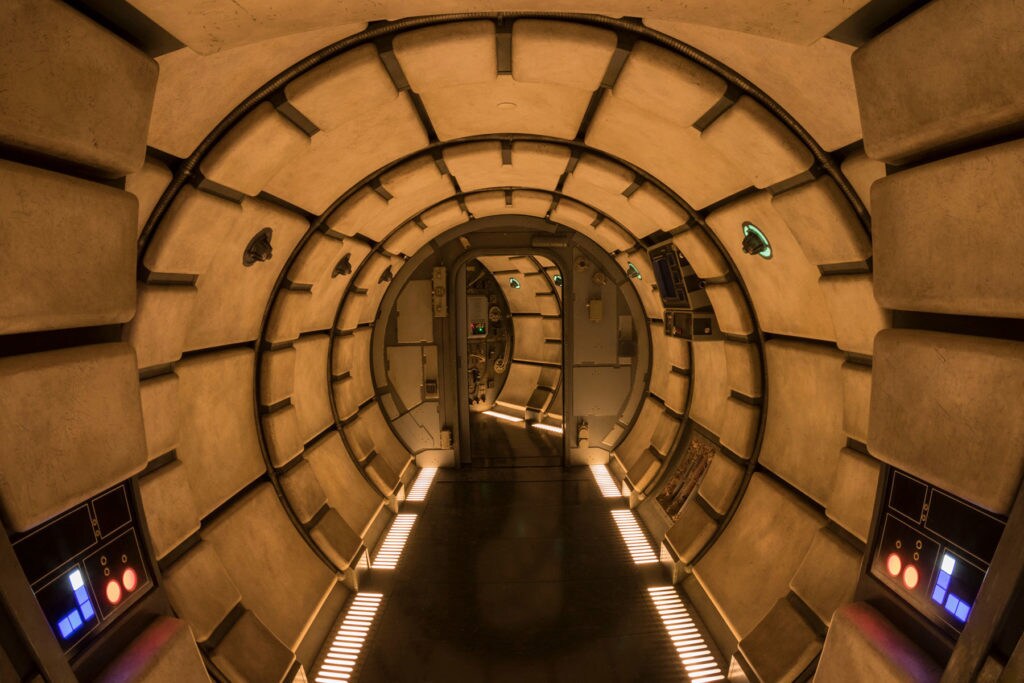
<box><xmin>0</xmin><ymin>1</ymin><xmax>1022</xmax><ymax>681</ymax></box>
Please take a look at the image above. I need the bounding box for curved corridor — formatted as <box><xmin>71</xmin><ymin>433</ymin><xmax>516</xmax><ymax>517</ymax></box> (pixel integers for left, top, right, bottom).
<box><xmin>0</xmin><ymin>1</ymin><xmax>1022</xmax><ymax>682</ymax></box>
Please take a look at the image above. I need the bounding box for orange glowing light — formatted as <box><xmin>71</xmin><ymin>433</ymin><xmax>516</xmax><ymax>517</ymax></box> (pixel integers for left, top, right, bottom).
<box><xmin>106</xmin><ymin>580</ymin><xmax>122</xmax><ymax>605</ymax></box>
<box><xmin>886</xmin><ymin>553</ymin><xmax>902</xmax><ymax>577</ymax></box>
<box><xmin>903</xmin><ymin>565</ymin><xmax>919</xmax><ymax>590</ymax></box>
<box><xmin>122</xmin><ymin>568</ymin><xmax>138</xmax><ymax>592</ymax></box>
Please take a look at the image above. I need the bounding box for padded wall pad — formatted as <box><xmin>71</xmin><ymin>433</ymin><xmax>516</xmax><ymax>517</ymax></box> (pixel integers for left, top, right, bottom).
<box><xmin>610</xmin><ymin>41</ymin><xmax>726</xmax><ymax>127</ymax></box>
<box><xmin>139</xmin><ymin>461</ymin><xmax>201</xmax><ymax>560</ymax></box>
<box><xmin>140</xmin><ymin>374</ymin><xmax>180</xmax><ymax>461</ymax></box>
<box><xmin>872</xmin><ymin>139</ymin><xmax>1024</xmax><ymax>318</ymax></box>
<box><xmin>200</xmin><ymin>102</ymin><xmax>310</xmax><ymax>197</ymax></box>
<box><xmin>266</xmin><ymin>90</ymin><xmax>428</xmax><ymax>214</ymax></box>
<box><xmin>203</xmin><ymin>484</ymin><xmax>335</xmax><ymax>649</ymax></box>
<box><xmin>0</xmin><ymin>0</ymin><xmax>157</xmax><ymax>176</ymax></box>
<box><xmin>587</xmin><ymin>93</ymin><xmax>748</xmax><ymax>210</ymax></box>
<box><xmin>126</xmin><ymin>158</ymin><xmax>173</xmax><ymax>235</ymax></box>
<box><xmin>184</xmin><ymin>199</ymin><xmax>308</xmax><ymax>351</ymax></box>
<box><xmin>695</xmin><ymin>474</ymin><xmax>824</xmax><ymax>639</ymax></box>
<box><xmin>826</xmin><ymin>447</ymin><xmax>881</xmax><ymax>543</ymax></box>
<box><xmin>771</xmin><ymin>176</ymin><xmax>870</xmax><ymax>266</ymax></box>
<box><xmin>127</xmin><ymin>284</ymin><xmax>198</xmax><ymax>370</ymax></box>
<box><xmin>0</xmin><ymin>344</ymin><xmax>146</xmax><ymax>532</ymax></box>
<box><xmin>304</xmin><ymin>433</ymin><xmax>385</xmax><ymax>537</ymax></box>
<box><xmin>143</xmin><ymin>186</ymin><xmax>243</xmax><ymax>276</ymax></box>
<box><xmin>819</xmin><ymin>273</ymin><xmax>890</xmax><ymax>356</ymax></box>
<box><xmin>161</xmin><ymin>540</ymin><xmax>241</xmax><ymax>642</ymax></box>
<box><xmin>688</xmin><ymin>341</ymin><xmax>728</xmax><ymax>435</ymax></box>
<box><xmin>706</xmin><ymin>192</ymin><xmax>836</xmax><ymax>341</ymax></box>
<box><xmin>175</xmin><ymin>349</ymin><xmax>264</xmax><ymax>518</ymax></box>
<box><xmin>760</xmin><ymin>340</ymin><xmax>845</xmax><ymax>505</ymax></box>
<box><xmin>852</xmin><ymin>0</ymin><xmax>1024</xmax><ymax>163</ymax></box>
<box><xmin>702</xmin><ymin>96</ymin><xmax>813</xmax><ymax>188</ymax></box>
<box><xmin>0</xmin><ymin>161</ymin><xmax>137</xmax><ymax>335</ymax></box>
<box><xmin>869</xmin><ymin>329</ymin><xmax>1024</xmax><ymax>515</ymax></box>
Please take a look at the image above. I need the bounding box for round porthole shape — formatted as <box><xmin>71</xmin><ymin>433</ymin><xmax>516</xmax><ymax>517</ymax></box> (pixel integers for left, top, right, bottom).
<box><xmin>741</xmin><ymin>222</ymin><xmax>772</xmax><ymax>259</ymax></box>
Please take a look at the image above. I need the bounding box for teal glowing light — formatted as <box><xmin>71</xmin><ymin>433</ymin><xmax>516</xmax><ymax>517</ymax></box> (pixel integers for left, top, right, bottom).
<box><xmin>741</xmin><ymin>222</ymin><xmax>772</xmax><ymax>259</ymax></box>
<box><xmin>509</xmin><ymin>277</ymin><xmax>522</xmax><ymax>289</ymax></box>
<box><xmin>553</xmin><ymin>274</ymin><xmax>563</xmax><ymax>287</ymax></box>
<box><xmin>626</xmin><ymin>262</ymin><xmax>642</xmax><ymax>280</ymax></box>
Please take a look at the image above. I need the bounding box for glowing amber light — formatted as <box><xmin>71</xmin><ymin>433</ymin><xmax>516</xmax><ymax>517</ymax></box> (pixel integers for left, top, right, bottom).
<box><xmin>886</xmin><ymin>553</ymin><xmax>902</xmax><ymax>577</ymax></box>
<box><xmin>105</xmin><ymin>580</ymin><xmax>122</xmax><ymax>605</ymax></box>
<box><xmin>122</xmin><ymin>568</ymin><xmax>138</xmax><ymax>592</ymax></box>
<box><xmin>903</xmin><ymin>565</ymin><xmax>920</xmax><ymax>590</ymax></box>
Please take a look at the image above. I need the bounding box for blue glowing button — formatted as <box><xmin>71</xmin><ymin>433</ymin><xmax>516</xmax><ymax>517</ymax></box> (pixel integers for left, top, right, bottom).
<box><xmin>954</xmin><ymin>602</ymin><xmax>970</xmax><ymax>622</ymax></box>
<box><xmin>937</xmin><ymin>572</ymin><xmax>950</xmax><ymax>589</ymax></box>
<box><xmin>945</xmin><ymin>595</ymin><xmax>960</xmax><ymax>613</ymax></box>
<box><xmin>58</xmin><ymin>617</ymin><xmax>74</xmax><ymax>639</ymax></box>
<box><xmin>80</xmin><ymin>599</ymin><xmax>95</xmax><ymax>621</ymax></box>
<box><xmin>932</xmin><ymin>585</ymin><xmax>947</xmax><ymax>604</ymax></box>
<box><xmin>68</xmin><ymin>610</ymin><xmax>82</xmax><ymax>631</ymax></box>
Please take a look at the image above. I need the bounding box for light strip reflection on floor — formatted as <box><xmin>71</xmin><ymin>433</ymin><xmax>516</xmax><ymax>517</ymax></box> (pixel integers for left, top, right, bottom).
<box><xmin>530</xmin><ymin>422</ymin><xmax>564</xmax><ymax>434</ymax></box>
<box><xmin>372</xmin><ymin>513</ymin><xmax>418</xmax><ymax>569</ymax></box>
<box><xmin>481</xmin><ymin>409</ymin><xmax>524</xmax><ymax>423</ymax></box>
<box><xmin>648</xmin><ymin>586</ymin><xmax>725</xmax><ymax>682</ymax></box>
<box><xmin>590</xmin><ymin>464</ymin><xmax>623</xmax><ymax>498</ymax></box>
<box><xmin>610</xmin><ymin>509</ymin><xmax>658</xmax><ymax>564</ymax></box>
<box><xmin>406</xmin><ymin>467</ymin><xmax>437</xmax><ymax>502</ymax></box>
<box><xmin>314</xmin><ymin>592</ymin><xmax>383</xmax><ymax>682</ymax></box>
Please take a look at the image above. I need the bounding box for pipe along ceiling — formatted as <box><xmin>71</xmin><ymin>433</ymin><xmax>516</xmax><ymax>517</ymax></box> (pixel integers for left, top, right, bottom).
<box><xmin>0</xmin><ymin>1</ymin><xmax>1023</xmax><ymax>681</ymax></box>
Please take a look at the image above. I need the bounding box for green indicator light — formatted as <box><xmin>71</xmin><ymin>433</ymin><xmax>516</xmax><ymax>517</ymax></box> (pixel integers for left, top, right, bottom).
<box><xmin>741</xmin><ymin>222</ymin><xmax>772</xmax><ymax>259</ymax></box>
<box><xmin>509</xmin><ymin>277</ymin><xmax>521</xmax><ymax>289</ymax></box>
<box><xmin>553</xmin><ymin>274</ymin><xmax>563</xmax><ymax>287</ymax></box>
<box><xmin>626</xmin><ymin>262</ymin><xmax>642</xmax><ymax>280</ymax></box>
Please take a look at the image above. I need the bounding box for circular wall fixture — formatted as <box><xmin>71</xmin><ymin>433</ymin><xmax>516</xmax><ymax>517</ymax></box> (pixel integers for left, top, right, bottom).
<box><xmin>626</xmin><ymin>262</ymin><xmax>642</xmax><ymax>280</ymax></box>
<box><xmin>242</xmin><ymin>227</ymin><xmax>274</xmax><ymax>266</ymax></box>
<box><xmin>509</xmin><ymin>277</ymin><xmax>522</xmax><ymax>289</ymax></box>
<box><xmin>741</xmin><ymin>222</ymin><xmax>772</xmax><ymax>259</ymax></box>
<box><xmin>553</xmin><ymin>274</ymin><xmax>563</xmax><ymax>287</ymax></box>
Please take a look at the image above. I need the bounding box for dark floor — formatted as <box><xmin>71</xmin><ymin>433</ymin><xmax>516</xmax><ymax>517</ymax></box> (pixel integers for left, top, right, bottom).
<box><xmin>357</xmin><ymin>464</ymin><xmax>684</xmax><ymax>682</ymax></box>
<box><xmin>468</xmin><ymin>412</ymin><xmax>564</xmax><ymax>467</ymax></box>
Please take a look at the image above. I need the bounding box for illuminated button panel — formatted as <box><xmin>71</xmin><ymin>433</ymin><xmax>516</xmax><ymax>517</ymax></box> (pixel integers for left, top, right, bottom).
<box><xmin>871</xmin><ymin>470</ymin><xmax>1005</xmax><ymax>634</ymax></box>
<box><xmin>11</xmin><ymin>483</ymin><xmax>152</xmax><ymax>657</ymax></box>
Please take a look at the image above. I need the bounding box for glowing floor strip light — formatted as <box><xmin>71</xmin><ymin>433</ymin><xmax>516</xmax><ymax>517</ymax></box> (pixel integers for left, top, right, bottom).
<box><xmin>406</xmin><ymin>468</ymin><xmax>437</xmax><ymax>502</ymax></box>
<box><xmin>611</xmin><ymin>509</ymin><xmax>658</xmax><ymax>564</ymax></box>
<box><xmin>648</xmin><ymin>587</ymin><xmax>724</xmax><ymax>682</ymax></box>
<box><xmin>372</xmin><ymin>513</ymin><xmax>417</xmax><ymax>569</ymax></box>
<box><xmin>590</xmin><ymin>464</ymin><xmax>623</xmax><ymax>498</ymax></box>
<box><xmin>314</xmin><ymin>592</ymin><xmax>383</xmax><ymax>683</ymax></box>
<box><xmin>482</xmin><ymin>410</ymin><xmax>525</xmax><ymax>423</ymax></box>
<box><xmin>530</xmin><ymin>422</ymin><xmax>564</xmax><ymax>434</ymax></box>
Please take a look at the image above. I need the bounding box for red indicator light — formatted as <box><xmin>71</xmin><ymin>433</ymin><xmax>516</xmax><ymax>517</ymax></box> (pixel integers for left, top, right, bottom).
<box><xmin>106</xmin><ymin>580</ymin><xmax>122</xmax><ymax>605</ymax></box>
<box><xmin>903</xmin><ymin>565</ymin><xmax>920</xmax><ymax>590</ymax></box>
<box><xmin>122</xmin><ymin>568</ymin><xmax>138</xmax><ymax>592</ymax></box>
<box><xmin>886</xmin><ymin>553</ymin><xmax>902</xmax><ymax>577</ymax></box>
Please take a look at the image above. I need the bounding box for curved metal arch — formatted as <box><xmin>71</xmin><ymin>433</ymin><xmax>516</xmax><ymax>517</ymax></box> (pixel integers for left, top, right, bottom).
<box><xmin>135</xmin><ymin>13</ymin><xmax>875</xmax><ymax>574</ymax></box>
<box><xmin>321</xmin><ymin>185</ymin><xmax>673</xmax><ymax>500</ymax></box>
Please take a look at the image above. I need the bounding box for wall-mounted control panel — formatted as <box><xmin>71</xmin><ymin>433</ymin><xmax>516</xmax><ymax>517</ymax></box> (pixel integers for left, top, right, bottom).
<box><xmin>663</xmin><ymin>309</ymin><xmax>723</xmax><ymax>341</ymax></box>
<box><xmin>11</xmin><ymin>482</ymin><xmax>153</xmax><ymax>659</ymax></box>
<box><xmin>871</xmin><ymin>469</ymin><xmax>1005</xmax><ymax>635</ymax></box>
<box><xmin>649</xmin><ymin>243</ymin><xmax>722</xmax><ymax>341</ymax></box>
